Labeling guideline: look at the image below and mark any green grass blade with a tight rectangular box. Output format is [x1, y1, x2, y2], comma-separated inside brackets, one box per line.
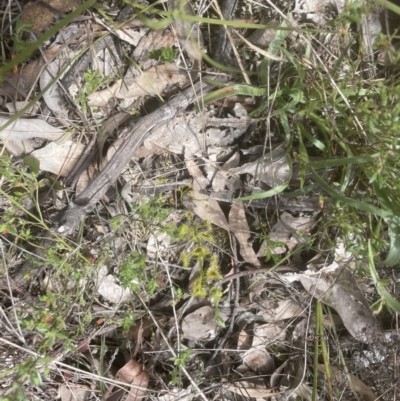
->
[382, 224, 400, 266]
[369, 240, 400, 309]
[379, 287, 400, 313]
[373, 0, 400, 15]
[259, 20, 289, 85]
[235, 182, 289, 201]
[309, 166, 399, 222]
[201, 51, 245, 74]
[298, 124, 326, 152]
[308, 155, 378, 168]
[276, 111, 291, 144]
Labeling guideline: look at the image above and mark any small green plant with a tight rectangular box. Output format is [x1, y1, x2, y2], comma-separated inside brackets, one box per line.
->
[84, 69, 105, 94]
[263, 239, 287, 265]
[75, 69, 108, 113]
[119, 251, 148, 293]
[11, 19, 32, 57]
[111, 195, 225, 308]
[0, 153, 48, 238]
[122, 311, 137, 332]
[148, 46, 178, 63]
[169, 348, 191, 386]
[0, 356, 52, 401]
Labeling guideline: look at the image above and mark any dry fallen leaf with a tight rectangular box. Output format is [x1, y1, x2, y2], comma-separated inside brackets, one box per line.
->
[300, 268, 383, 343]
[229, 203, 261, 267]
[88, 63, 190, 107]
[30, 140, 85, 176]
[2, 140, 33, 157]
[105, 359, 149, 401]
[254, 323, 286, 345]
[183, 191, 229, 232]
[261, 299, 305, 322]
[40, 48, 75, 126]
[318, 365, 379, 401]
[5, 101, 40, 116]
[96, 266, 133, 304]
[230, 145, 290, 187]
[59, 384, 89, 401]
[0, 46, 61, 99]
[158, 388, 194, 401]
[0, 117, 64, 141]
[75, 164, 97, 195]
[182, 305, 217, 341]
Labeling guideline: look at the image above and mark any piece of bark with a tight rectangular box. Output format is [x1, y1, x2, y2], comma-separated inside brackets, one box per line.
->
[54, 80, 216, 235]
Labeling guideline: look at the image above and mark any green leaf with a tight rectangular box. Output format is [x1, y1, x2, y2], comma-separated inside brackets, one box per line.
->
[368, 240, 400, 313]
[309, 166, 400, 224]
[48, 177, 64, 191]
[382, 223, 400, 266]
[29, 369, 42, 386]
[23, 156, 40, 174]
[379, 287, 400, 313]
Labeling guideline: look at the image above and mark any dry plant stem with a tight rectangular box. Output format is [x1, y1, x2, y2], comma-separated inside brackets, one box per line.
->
[133, 292, 209, 401]
[55, 79, 217, 235]
[208, 233, 241, 365]
[0, 240, 26, 344]
[287, 274, 320, 398]
[219, 265, 299, 283]
[0, 234, 47, 262]
[157, 246, 182, 355]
